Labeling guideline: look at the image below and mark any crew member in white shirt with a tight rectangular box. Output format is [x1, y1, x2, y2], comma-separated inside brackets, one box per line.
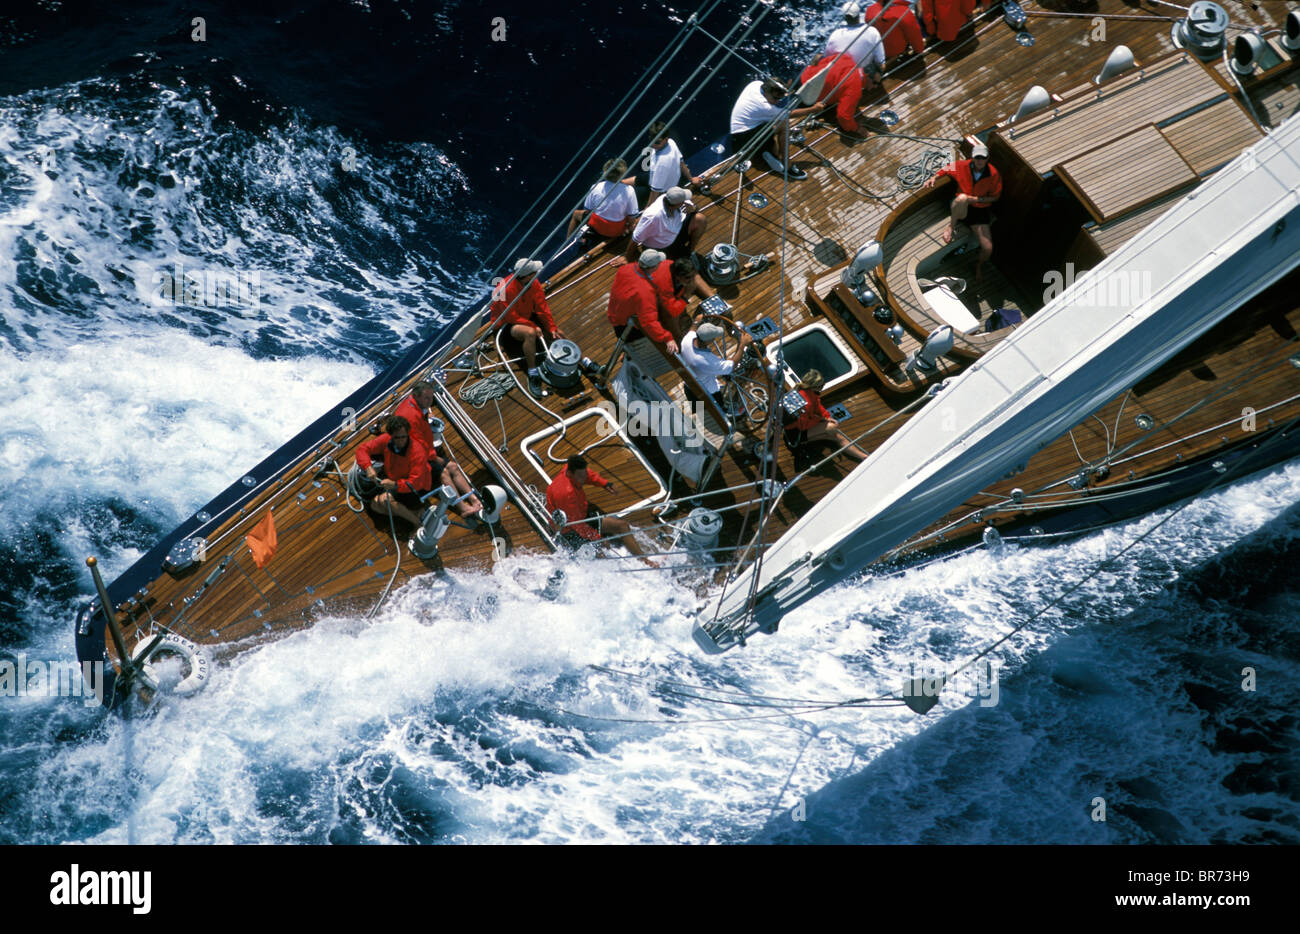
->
[625, 121, 701, 208]
[824, 2, 886, 90]
[619, 186, 707, 264]
[729, 78, 818, 180]
[568, 157, 641, 243]
[679, 321, 752, 408]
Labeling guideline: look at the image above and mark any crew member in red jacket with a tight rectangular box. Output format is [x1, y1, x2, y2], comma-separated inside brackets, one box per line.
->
[606, 249, 679, 355]
[650, 257, 713, 343]
[925, 141, 1001, 278]
[782, 370, 868, 463]
[491, 257, 566, 397]
[545, 455, 649, 557]
[864, 0, 926, 60]
[799, 53, 867, 134]
[354, 415, 433, 525]
[920, 0, 977, 43]
[393, 382, 484, 520]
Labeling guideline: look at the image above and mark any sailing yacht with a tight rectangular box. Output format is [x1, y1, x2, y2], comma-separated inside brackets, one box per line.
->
[76, 1, 1300, 703]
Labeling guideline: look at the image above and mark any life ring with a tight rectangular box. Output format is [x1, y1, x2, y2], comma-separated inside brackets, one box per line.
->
[131, 634, 211, 697]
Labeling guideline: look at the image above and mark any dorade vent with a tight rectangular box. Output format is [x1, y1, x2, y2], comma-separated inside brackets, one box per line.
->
[1230, 32, 1267, 76]
[1284, 10, 1300, 52]
[1094, 46, 1139, 90]
[1010, 85, 1051, 126]
[1172, 1, 1230, 61]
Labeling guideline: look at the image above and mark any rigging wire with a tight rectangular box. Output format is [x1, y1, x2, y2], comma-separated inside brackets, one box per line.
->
[942, 409, 1300, 686]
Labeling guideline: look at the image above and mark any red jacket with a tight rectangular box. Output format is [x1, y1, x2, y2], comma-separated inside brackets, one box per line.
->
[491, 274, 557, 334]
[800, 53, 864, 133]
[650, 260, 688, 320]
[921, 0, 976, 42]
[935, 157, 1001, 202]
[393, 394, 438, 458]
[357, 434, 432, 494]
[607, 263, 674, 345]
[545, 465, 610, 541]
[791, 389, 832, 432]
[865, 1, 926, 59]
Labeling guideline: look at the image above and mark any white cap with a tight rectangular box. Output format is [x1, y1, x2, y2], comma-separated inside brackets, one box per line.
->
[696, 323, 725, 342]
[971, 142, 989, 159]
[843, 2, 862, 18]
[514, 257, 543, 277]
[664, 186, 691, 206]
[637, 249, 666, 269]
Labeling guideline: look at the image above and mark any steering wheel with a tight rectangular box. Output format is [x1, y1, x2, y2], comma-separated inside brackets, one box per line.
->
[694, 314, 771, 428]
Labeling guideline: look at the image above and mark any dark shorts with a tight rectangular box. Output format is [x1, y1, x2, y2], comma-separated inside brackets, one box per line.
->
[783, 427, 809, 448]
[559, 506, 603, 549]
[684, 382, 725, 412]
[367, 482, 428, 512]
[429, 455, 449, 479]
[962, 203, 992, 227]
[664, 220, 695, 260]
[729, 125, 770, 157]
[394, 489, 427, 513]
[612, 322, 646, 345]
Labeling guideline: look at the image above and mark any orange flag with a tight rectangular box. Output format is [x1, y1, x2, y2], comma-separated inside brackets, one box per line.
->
[246, 509, 277, 569]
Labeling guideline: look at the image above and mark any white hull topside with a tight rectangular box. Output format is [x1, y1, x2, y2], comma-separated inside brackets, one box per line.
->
[706, 114, 1300, 644]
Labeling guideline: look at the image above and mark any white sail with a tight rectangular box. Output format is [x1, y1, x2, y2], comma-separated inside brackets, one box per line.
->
[699, 114, 1300, 651]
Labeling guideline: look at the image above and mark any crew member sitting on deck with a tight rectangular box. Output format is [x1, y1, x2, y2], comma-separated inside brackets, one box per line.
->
[607, 249, 679, 356]
[619, 186, 706, 265]
[680, 321, 751, 410]
[546, 454, 649, 558]
[355, 415, 433, 526]
[728, 78, 818, 180]
[822, 3, 885, 91]
[863, 0, 926, 62]
[799, 52, 869, 135]
[782, 370, 869, 463]
[925, 142, 1000, 280]
[624, 122, 701, 209]
[920, 0, 977, 43]
[394, 381, 484, 521]
[567, 157, 640, 245]
[490, 257, 566, 397]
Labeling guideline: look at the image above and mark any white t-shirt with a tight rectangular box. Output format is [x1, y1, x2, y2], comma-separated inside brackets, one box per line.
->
[633, 194, 685, 249]
[646, 138, 685, 192]
[730, 81, 783, 134]
[825, 24, 885, 68]
[583, 180, 640, 222]
[680, 331, 734, 395]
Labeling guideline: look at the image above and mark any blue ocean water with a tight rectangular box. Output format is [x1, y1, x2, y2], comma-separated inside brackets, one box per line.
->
[1, 0, 1297, 844]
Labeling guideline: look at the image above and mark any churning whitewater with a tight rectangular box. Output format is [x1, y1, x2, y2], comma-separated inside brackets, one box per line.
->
[2, 0, 1297, 845]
